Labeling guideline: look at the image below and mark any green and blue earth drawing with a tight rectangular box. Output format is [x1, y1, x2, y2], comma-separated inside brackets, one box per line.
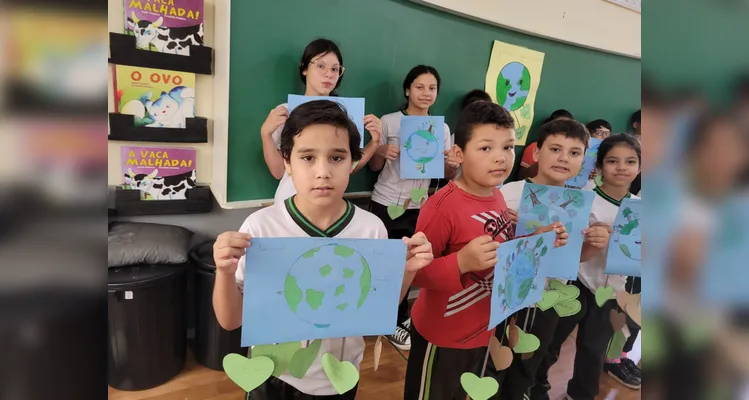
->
[496, 61, 531, 111]
[284, 244, 372, 328]
[404, 129, 439, 173]
[613, 207, 641, 261]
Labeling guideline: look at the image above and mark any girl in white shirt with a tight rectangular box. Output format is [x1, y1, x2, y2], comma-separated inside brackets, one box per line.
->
[260, 38, 383, 204]
[367, 65, 458, 350]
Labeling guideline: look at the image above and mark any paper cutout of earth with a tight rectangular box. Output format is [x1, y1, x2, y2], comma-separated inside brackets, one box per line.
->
[496, 62, 531, 111]
[404, 129, 439, 167]
[504, 248, 537, 308]
[284, 244, 372, 328]
[615, 211, 641, 261]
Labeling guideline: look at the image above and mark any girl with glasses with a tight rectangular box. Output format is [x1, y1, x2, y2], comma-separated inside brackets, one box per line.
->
[260, 38, 383, 204]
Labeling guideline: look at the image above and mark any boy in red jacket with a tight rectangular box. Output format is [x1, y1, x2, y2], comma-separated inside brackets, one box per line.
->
[403, 101, 567, 399]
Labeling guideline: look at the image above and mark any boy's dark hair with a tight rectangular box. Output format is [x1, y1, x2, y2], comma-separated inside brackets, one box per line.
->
[630, 109, 641, 130]
[454, 101, 515, 149]
[299, 38, 344, 90]
[586, 119, 612, 133]
[403, 65, 441, 101]
[461, 89, 492, 110]
[596, 133, 641, 169]
[280, 100, 362, 162]
[543, 109, 574, 123]
[537, 119, 590, 149]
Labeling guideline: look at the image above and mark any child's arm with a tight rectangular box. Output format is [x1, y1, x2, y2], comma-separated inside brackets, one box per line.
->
[261, 106, 288, 180]
[399, 232, 434, 301]
[369, 119, 393, 172]
[353, 114, 383, 173]
[580, 222, 612, 262]
[212, 231, 251, 330]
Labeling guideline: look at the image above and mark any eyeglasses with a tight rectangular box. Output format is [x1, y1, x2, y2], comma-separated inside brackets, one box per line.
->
[309, 59, 345, 77]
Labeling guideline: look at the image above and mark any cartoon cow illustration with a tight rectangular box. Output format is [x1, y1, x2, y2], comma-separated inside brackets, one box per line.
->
[126, 11, 203, 56]
[124, 168, 197, 200]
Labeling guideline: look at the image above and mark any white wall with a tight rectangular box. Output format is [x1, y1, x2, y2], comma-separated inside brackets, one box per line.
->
[107, 0, 216, 186]
[411, 0, 641, 58]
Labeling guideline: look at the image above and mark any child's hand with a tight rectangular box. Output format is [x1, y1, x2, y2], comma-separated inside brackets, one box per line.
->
[213, 232, 252, 275]
[403, 232, 434, 273]
[364, 115, 383, 145]
[444, 144, 460, 170]
[583, 222, 613, 249]
[261, 105, 288, 137]
[457, 235, 500, 274]
[377, 144, 400, 160]
[533, 221, 569, 248]
[507, 209, 518, 225]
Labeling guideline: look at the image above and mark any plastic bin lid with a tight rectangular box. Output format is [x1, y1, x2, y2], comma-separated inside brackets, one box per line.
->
[108, 264, 186, 289]
[190, 240, 216, 272]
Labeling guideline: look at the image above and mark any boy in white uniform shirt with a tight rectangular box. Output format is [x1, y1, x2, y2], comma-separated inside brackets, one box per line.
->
[488, 119, 611, 400]
[213, 100, 434, 399]
[534, 134, 642, 399]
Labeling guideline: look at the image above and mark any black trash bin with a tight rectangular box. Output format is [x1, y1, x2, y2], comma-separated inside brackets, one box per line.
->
[108, 264, 187, 391]
[191, 241, 246, 370]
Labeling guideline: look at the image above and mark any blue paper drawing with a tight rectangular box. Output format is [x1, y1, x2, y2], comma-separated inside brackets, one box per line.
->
[241, 238, 406, 346]
[701, 194, 749, 306]
[605, 198, 642, 276]
[516, 183, 595, 280]
[399, 116, 445, 179]
[489, 231, 556, 329]
[566, 138, 602, 188]
[287, 95, 366, 148]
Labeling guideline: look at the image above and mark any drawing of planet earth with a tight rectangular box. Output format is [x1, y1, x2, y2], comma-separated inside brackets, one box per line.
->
[404, 129, 439, 166]
[496, 62, 531, 111]
[504, 247, 537, 308]
[283, 244, 372, 327]
[615, 212, 641, 261]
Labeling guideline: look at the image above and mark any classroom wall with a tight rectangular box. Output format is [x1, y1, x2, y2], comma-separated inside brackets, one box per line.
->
[106, 0, 216, 186]
[411, 0, 641, 58]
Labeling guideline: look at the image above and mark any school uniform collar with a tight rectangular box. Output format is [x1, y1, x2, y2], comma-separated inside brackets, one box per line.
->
[594, 186, 631, 206]
[284, 196, 355, 237]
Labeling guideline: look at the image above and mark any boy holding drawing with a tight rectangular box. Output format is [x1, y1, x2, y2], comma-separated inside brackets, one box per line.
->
[493, 119, 611, 400]
[534, 134, 642, 399]
[403, 101, 567, 399]
[213, 100, 434, 399]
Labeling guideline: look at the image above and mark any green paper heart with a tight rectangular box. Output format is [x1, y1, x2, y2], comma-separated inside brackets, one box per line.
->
[606, 330, 627, 359]
[289, 339, 322, 379]
[505, 326, 540, 354]
[553, 299, 582, 317]
[515, 125, 527, 141]
[251, 342, 301, 377]
[520, 104, 532, 119]
[223, 353, 274, 392]
[594, 174, 604, 187]
[595, 286, 615, 307]
[460, 373, 499, 400]
[410, 188, 428, 203]
[387, 205, 405, 220]
[536, 290, 561, 311]
[548, 280, 580, 302]
[321, 353, 360, 394]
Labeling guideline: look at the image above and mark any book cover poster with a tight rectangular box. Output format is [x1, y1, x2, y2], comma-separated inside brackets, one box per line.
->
[124, 0, 204, 55]
[114, 65, 196, 128]
[121, 146, 197, 200]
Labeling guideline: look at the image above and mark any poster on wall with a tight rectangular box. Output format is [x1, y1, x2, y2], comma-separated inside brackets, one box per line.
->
[484, 41, 545, 146]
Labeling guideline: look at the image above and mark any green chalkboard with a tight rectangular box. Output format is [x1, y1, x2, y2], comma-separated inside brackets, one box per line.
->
[227, 0, 641, 203]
